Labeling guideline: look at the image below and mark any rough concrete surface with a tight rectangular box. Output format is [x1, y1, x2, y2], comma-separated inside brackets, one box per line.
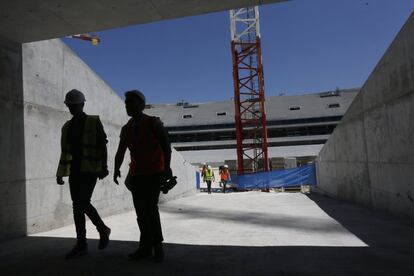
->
[316, 12, 414, 218]
[0, 38, 197, 241]
[0, 39, 26, 240]
[1, 192, 414, 275]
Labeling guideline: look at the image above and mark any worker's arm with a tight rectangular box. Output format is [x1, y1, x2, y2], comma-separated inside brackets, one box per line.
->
[56, 124, 66, 185]
[154, 118, 172, 178]
[97, 118, 109, 179]
[114, 127, 128, 185]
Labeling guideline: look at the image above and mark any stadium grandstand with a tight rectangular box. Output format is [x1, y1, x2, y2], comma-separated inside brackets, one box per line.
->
[146, 88, 358, 170]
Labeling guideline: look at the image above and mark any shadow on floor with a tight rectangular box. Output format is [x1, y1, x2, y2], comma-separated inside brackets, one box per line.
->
[306, 193, 414, 248]
[1, 235, 414, 276]
[2, 193, 414, 275]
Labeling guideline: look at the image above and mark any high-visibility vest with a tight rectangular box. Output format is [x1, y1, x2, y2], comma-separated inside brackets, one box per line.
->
[126, 115, 165, 176]
[56, 115, 103, 177]
[220, 168, 229, 181]
[205, 169, 214, 181]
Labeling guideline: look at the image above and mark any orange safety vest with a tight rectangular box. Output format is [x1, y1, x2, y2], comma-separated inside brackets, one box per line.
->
[220, 168, 230, 181]
[126, 115, 165, 176]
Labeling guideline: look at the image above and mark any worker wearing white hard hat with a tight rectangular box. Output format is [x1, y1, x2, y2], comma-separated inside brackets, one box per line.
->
[57, 89, 111, 259]
[114, 89, 172, 262]
[204, 165, 215, 194]
[220, 164, 231, 193]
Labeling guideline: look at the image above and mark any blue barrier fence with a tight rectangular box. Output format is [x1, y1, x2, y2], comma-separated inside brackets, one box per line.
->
[230, 163, 316, 190]
[196, 171, 200, 190]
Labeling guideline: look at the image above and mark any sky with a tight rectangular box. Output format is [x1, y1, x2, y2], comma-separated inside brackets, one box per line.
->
[62, 0, 414, 104]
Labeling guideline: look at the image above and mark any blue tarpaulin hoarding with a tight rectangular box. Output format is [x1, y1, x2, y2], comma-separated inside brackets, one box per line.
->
[196, 171, 200, 190]
[230, 163, 317, 190]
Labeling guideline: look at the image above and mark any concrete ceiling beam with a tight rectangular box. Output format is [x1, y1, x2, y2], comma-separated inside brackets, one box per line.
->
[0, 0, 288, 43]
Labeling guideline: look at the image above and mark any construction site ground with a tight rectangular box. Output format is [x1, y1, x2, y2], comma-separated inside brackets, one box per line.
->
[1, 192, 414, 275]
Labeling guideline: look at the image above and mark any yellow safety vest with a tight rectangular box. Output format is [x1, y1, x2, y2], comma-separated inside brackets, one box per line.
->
[204, 169, 214, 181]
[56, 115, 103, 177]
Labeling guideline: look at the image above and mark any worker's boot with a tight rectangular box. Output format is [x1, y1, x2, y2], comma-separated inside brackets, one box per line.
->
[128, 243, 152, 260]
[98, 226, 111, 250]
[153, 243, 164, 263]
[65, 242, 88, 259]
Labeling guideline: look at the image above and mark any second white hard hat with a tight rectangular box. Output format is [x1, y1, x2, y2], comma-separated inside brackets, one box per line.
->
[64, 89, 85, 104]
[125, 89, 146, 104]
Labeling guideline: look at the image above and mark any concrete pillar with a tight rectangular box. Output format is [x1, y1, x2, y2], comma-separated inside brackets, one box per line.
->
[0, 39, 26, 240]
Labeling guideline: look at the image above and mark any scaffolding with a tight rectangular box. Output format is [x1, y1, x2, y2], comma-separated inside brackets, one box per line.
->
[230, 7, 269, 175]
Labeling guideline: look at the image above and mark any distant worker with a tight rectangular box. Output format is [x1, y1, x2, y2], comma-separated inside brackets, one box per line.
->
[219, 164, 231, 193]
[114, 89, 173, 263]
[218, 165, 224, 187]
[204, 165, 215, 194]
[56, 89, 111, 259]
[201, 163, 207, 182]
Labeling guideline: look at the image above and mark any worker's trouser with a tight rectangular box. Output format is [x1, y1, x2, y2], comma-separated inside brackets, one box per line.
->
[130, 174, 164, 249]
[69, 172, 107, 244]
[221, 180, 227, 193]
[206, 180, 212, 194]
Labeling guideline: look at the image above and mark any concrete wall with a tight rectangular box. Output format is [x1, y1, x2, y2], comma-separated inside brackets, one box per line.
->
[0, 40, 26, 240]
[22, 39, 197, 234]
[315, 12, 414, 218]
[22, 39, 132, 234]
[0, 38, 196, 240]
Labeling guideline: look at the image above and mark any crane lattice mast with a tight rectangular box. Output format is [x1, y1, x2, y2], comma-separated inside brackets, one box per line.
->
[230, 7, 269, 174]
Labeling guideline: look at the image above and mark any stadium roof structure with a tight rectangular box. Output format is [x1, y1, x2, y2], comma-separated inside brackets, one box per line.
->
[145, 88, 358, 127]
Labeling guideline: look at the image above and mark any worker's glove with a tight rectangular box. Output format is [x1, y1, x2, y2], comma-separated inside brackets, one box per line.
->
[98, 167, 109, 180]
[160, 175, 177, 194]
[56, 176, 64, 185]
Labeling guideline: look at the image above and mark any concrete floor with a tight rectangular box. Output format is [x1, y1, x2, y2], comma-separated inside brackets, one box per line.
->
[1, 192, 414, 275]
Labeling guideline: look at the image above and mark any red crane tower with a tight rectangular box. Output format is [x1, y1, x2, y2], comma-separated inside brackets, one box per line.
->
[230, 7, 269, 175]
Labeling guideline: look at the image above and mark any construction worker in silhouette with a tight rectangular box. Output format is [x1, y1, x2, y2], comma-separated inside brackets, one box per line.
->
[114, 90, 172, 263]
[204, 165, 215, 194]
[201, 163, 207, 181]
[56, 89, 111, 259]
[218, 165, 224, 187]
[219, 164, 231, 193]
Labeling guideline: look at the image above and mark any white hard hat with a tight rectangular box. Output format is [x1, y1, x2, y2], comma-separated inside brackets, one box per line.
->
[224, 164, 228, 168]
[207, 165, 212, 169]
[125, 89, 146, 104]
[64, 89, 85, 104]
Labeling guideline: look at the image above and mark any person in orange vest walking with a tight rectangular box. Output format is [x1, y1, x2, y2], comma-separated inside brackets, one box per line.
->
[114, 89, 172, 263]
[56, 89, 111, 259]
[219, 164, 231, 193]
